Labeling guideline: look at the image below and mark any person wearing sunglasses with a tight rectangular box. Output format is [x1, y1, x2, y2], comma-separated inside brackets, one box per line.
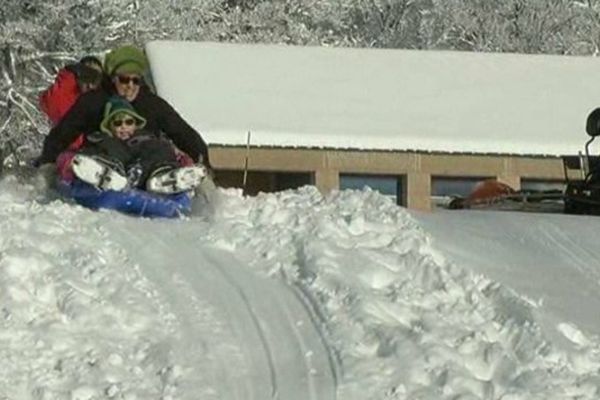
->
[37, 45, 211, 182]
[112, 74, 143, 103]
[70, 96, 206, 194]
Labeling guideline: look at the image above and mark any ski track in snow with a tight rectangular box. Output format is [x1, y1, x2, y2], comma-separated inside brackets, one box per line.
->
[1, 171, 600, 399]
[105, 216, 337, 400]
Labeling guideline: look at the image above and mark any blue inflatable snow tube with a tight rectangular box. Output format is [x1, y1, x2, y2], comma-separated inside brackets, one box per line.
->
[58, 179, 192, 218]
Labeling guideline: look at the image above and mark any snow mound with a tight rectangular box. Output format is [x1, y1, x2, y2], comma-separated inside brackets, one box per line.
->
[0, 174, 184, 399]
[1, 171, 599, 400]
[206, 186, 600, 400]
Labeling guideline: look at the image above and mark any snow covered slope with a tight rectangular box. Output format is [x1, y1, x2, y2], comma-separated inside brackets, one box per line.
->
[417, 209, 600, 337]
[1, 172, 600, 399]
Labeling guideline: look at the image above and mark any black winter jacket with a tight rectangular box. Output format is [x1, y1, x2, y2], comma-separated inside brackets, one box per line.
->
[39, 86, 210, 165]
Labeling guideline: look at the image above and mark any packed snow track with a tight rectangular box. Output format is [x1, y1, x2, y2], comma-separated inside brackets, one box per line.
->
[106, 216, 338, 400]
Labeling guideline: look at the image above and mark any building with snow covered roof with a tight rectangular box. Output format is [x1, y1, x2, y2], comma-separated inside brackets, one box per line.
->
[145, 40, 600, 210]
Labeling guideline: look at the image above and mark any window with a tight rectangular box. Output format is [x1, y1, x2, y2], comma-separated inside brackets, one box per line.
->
[339, 174, 404, 205]
[431, 176, 490, 208]
[274, 172, 313, 191]
[521, 179, 565, 193]
[215, 170, 313, 195]
[431, 177, 489, 198]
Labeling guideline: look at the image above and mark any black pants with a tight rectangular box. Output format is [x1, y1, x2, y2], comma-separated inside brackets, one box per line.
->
[79, 132, 179, 188]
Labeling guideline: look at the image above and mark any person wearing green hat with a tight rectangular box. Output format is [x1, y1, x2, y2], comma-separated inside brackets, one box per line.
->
[103, 45, 149, 103]
[37, 45, 211, 177]
[70, 96, 207, 193]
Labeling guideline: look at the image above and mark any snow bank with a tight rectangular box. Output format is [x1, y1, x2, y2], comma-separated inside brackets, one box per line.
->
[0, 175, 185, 400]
[1, 172, 600, 399]
[206, 186, 600, 399]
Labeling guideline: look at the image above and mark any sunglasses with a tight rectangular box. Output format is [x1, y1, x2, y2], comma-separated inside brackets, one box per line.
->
[116, 75, 142, 85]
[112, 118, 136, 128]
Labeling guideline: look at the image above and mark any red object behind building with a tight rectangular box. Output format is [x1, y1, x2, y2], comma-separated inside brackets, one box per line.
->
[467, 180, 516, 203]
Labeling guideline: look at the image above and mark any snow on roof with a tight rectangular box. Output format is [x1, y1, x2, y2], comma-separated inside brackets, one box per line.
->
[145, 40, 600, 156]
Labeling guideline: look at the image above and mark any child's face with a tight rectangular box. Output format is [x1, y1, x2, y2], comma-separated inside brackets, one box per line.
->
[110, 115, 137, 140]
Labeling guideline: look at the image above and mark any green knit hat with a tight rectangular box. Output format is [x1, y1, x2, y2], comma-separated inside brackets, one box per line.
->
[104, 45, 148, 77]
[100, 96, 146, 136]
